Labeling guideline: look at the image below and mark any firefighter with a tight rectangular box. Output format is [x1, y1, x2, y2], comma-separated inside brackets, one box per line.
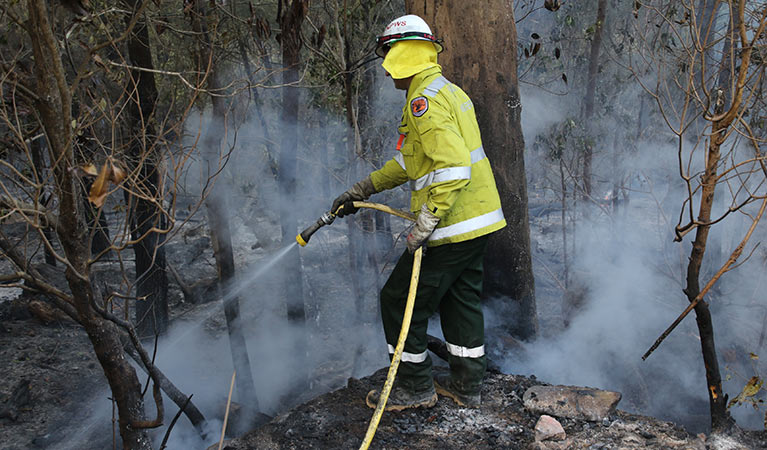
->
[331, 14, 506, 410]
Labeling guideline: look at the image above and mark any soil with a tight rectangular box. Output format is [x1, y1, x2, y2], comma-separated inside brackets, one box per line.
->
[0, 301, 109, 450]
[218, 367, 767, 449]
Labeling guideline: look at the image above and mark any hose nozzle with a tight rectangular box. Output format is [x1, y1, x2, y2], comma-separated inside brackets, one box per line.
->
[296, 211, 335, 246]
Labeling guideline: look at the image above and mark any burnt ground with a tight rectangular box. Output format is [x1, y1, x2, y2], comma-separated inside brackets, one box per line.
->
[218, 367, 767, 449]
[0, 301, 110, 450]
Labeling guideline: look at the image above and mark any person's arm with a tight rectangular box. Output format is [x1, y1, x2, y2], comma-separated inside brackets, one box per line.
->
[369, 156, 408, 192]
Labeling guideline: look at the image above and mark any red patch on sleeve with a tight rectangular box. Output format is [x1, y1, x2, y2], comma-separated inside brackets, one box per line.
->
[411, 97, 429, 117]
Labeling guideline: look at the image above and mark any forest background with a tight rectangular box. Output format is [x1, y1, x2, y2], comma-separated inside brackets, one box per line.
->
[0, 0, 765, 449]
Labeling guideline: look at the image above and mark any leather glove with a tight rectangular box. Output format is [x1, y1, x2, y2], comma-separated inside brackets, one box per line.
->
[332, 176, 377, 217]
[406, 204, 440, 254]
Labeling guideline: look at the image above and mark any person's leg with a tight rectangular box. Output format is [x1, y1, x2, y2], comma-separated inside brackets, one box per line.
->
[435, 236, 488, 406]
[379, 249, 446, 393]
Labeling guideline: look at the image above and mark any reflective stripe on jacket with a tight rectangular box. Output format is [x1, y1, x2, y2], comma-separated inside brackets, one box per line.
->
[370, 66, 506, 246]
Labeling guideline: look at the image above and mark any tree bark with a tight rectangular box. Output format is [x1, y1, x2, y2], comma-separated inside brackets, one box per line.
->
[190, 0, 260, 423]
[679, 1, 748, 432]
[581, 0, 607, 199]
[124, 0, 169, 338]
[278, 0, 309, 388]
[26, 0, 150, 447]
[683, 119, 731, 432]
[406, 1, 538, 340]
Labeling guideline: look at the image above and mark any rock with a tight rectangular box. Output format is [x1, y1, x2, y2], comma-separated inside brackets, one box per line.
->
[523, 385, 621, 422]
[535, 415, 566, 441]
[0, 407, 18, 421]
[10, 379, 31, 408]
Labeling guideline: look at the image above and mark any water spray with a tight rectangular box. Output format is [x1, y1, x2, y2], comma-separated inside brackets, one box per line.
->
[296, 201, 419, 450]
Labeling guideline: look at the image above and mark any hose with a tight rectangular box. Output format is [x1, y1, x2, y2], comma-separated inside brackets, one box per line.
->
[359, 246, 421, 450]
[350, 201, 416, 222]
[297, 201, 422, 449]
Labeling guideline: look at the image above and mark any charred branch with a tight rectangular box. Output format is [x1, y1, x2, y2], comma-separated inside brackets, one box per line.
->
[90, 280, 209, 437]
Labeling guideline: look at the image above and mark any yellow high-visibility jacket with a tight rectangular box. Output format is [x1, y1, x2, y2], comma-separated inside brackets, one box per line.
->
[370, 66, 506, 246]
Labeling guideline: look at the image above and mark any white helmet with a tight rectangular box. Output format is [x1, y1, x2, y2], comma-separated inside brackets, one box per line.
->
[375, 14, 444, 58]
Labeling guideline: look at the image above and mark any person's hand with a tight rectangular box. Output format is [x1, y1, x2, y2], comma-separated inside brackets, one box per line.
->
[406, 204, 440, 253]
[334, 200, 359, 217]
[331, 176, 377, 217]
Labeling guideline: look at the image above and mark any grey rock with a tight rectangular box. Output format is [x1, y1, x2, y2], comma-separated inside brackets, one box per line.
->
[523, 385, 621, 422]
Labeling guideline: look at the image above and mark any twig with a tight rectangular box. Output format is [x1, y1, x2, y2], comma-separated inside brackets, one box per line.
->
[131, 382, 164, 429]
[643, 196, 767, 360]
[218, 371, 236, 450]
[159, 395, 193, 450]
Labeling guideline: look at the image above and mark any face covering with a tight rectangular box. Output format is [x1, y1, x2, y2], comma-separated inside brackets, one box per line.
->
[382, 40, 439, 80]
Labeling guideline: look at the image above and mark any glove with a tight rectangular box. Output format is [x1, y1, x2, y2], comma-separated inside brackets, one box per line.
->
[406, 204, 440, 254]
[331, 176, 377, 217]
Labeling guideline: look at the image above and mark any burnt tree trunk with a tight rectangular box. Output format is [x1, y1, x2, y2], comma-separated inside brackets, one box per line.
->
[407, 1, 538, 340]
[125, 0, 169, 338]
[27, 1, 150, 447]
[683, 119, 731, 432]
[190, 1, 260, 421]
[278, 0, 309, 388]
[581, 0, 607, 199]
[679, 2, 751, 433]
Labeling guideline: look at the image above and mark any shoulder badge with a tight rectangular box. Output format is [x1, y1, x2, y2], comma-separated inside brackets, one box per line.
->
[410, 96, 429, 117]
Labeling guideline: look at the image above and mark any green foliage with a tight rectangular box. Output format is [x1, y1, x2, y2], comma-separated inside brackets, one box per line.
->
[534, 117, 590, 161]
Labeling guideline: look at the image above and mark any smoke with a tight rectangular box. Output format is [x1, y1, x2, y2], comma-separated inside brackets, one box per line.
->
[136, 61, 403, 447]
[505, 82, 767, 433]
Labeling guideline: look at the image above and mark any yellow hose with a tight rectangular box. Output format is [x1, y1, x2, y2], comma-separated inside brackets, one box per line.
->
[350, 201, 416, 222]
[349, 202, 420, 450]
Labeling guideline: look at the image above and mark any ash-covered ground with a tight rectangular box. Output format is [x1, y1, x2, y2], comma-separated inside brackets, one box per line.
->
[218, 367, 766, 449]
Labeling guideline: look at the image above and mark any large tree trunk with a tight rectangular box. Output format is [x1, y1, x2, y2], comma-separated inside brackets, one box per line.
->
[124, 0, 169, 338]
[581, 0, 607, 199]
[406, 1, 537, 340]
[279, 0, 309, 389]
[190, 1, 260, 423]
[27, 0, 150, 447]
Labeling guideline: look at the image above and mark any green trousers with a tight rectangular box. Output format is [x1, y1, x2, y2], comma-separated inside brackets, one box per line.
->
[380, 235, 488, 394]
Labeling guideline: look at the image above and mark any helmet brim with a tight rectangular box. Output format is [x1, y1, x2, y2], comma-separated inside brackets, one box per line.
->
[374, 37, 444, 58]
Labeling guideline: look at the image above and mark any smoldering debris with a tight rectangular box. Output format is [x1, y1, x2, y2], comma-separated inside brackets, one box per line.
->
[215, 367, 764, 449]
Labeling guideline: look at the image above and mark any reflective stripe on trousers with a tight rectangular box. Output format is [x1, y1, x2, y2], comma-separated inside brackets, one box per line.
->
[445, 342, 485, 358]
[388, 344, 428, 363]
